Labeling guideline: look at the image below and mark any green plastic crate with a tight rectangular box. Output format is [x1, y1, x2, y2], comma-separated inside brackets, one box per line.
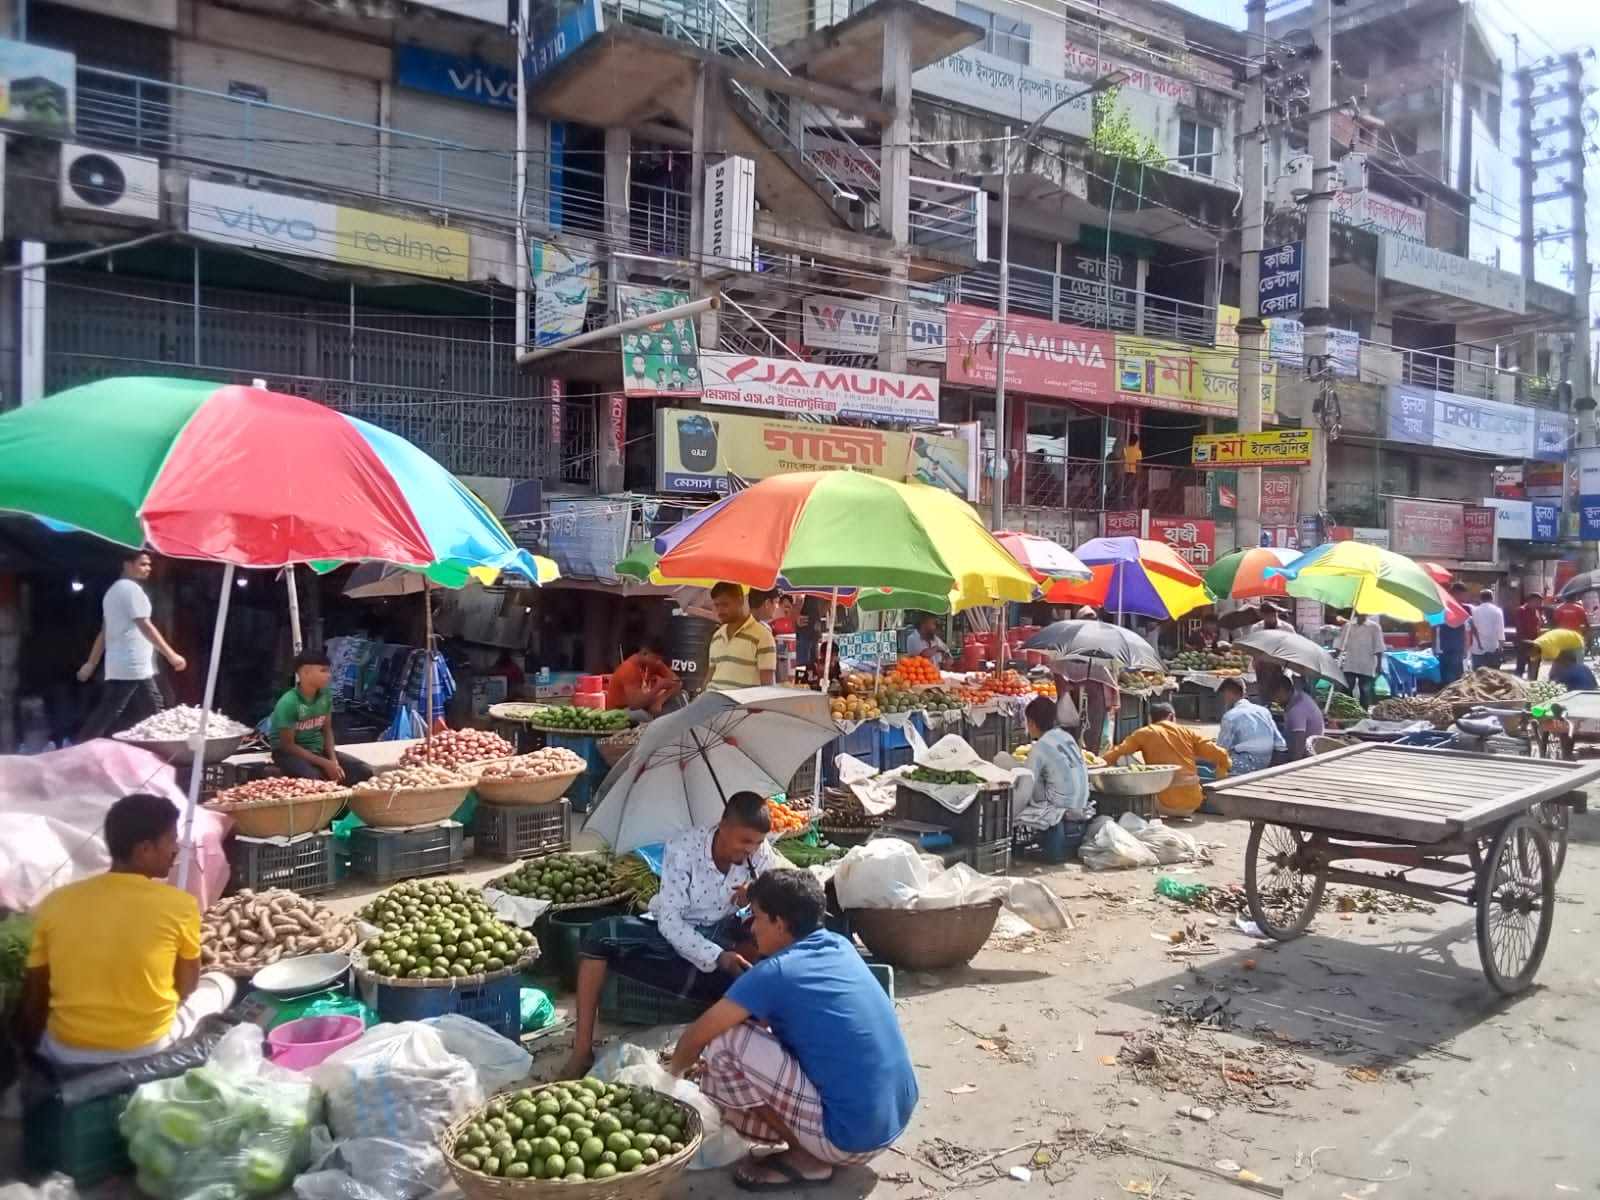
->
[23, 1088, 132, 1186]
[599, 973, 710, 1026]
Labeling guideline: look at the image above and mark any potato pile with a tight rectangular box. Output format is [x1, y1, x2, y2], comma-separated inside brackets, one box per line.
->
[476, 747, 585, 781]
[353, 764, 467, 792]
[209, 777, 347, 809]
[399, 728, 516, 770]
[201, 889, 354, 971]
[358, 879, 535, 979]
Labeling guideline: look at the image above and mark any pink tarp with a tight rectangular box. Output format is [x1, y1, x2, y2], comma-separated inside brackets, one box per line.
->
[0, 741, 232, 911]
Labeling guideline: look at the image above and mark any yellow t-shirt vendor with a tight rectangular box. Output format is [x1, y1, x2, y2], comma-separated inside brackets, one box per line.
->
[1102, 701, 1232, 817]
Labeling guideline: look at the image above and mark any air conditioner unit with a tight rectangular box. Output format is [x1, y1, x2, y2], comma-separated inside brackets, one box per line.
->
[59, 144, 161, 222]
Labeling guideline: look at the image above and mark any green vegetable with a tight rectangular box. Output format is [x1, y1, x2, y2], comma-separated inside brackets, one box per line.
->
[905, 766, 983, 786]
[0, 915, 35, 1012]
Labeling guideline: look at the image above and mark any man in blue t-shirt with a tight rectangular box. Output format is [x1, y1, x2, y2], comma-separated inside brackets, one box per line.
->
[668, 870, 918, 1189]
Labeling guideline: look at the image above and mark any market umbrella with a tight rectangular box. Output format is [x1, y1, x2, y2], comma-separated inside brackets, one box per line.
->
[1045, 536, 1212, 621]
[1204, 547, 1300, 600]
[992, 530, 1093, 589]
[1023, 619, 1164, 672]
[1419, 561, 1453, 585]
[0, 377, 551, 883]
[343, 557, 558, 599]
[1559, 570, 1600, 600]
[1273, 541, 1444, 622]
[1232, 627, 1346, 688]
[583, 686, 837, 854]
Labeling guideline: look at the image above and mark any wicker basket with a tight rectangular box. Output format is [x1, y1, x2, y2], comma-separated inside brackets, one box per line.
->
[847, 899, 1002, 969]
[598, 732, 642, 767]
[439, 1086, 703, 1200]
[475, 765, 584, 807]
[353, 946, 540, 990]
[209, 792, 348, 838]
[349, 781, 472, 827]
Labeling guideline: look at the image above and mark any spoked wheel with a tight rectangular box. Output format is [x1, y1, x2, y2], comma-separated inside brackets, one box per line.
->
[1245, 822, 1326, 940]
[1476, 814, 1556, 995]
[1525, 799, 1570, 880]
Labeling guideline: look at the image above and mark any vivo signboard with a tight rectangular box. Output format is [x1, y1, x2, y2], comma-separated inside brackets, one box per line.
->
[395, 45, 516, 108]
[1380, 236, 1526, 314]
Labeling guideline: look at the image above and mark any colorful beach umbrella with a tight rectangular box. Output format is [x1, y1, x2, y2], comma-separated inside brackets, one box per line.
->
[993, 531, 1093, 594]
[0, 377, 545, 584]
[1047, 536, 1212, 621]
[1419, 561, 1453, 585]
[650, 472, 1037, 605]
[1204, 547, 1300, 600]
[1273, 541, 1444, 622]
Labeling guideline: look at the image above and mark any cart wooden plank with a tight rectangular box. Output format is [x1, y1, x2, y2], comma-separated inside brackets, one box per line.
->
[1206, 743, 1600, 842]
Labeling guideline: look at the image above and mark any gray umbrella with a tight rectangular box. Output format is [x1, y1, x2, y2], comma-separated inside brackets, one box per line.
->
[1232, 627, 1346, 688]
[1024, 619, 1164, 672]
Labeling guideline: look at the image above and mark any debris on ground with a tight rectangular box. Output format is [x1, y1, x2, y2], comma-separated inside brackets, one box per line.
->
[1158, 991, 1235, 1028]
[1108, 1025, 1317, 1112]
[950, 1019, 1034, 1064]
[1154, 879, 1433, 918]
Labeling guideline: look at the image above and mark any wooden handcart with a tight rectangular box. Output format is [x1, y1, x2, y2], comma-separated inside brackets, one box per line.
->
[1206, 743, 1600, 994]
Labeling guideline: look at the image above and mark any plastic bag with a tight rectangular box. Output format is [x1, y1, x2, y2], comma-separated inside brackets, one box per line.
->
[0, 1174, 77, 1200]
[594, 1039, 750, 1171]
[422, 1015, 530, 1093]
[829, 840, 1072, 930]
[1079, 815, 1160, 871]
[1119, 814, 1198, 865]
[118, 1023, 319, 1200]
[520, 988, 555, 1033]
[294, 1137, 450, 1200]
[24, 1016, 233, 1109]
[313, 1021, 481, 1144]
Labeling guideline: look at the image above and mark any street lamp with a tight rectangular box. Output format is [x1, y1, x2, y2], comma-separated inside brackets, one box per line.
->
[991, 71, 1128, 528]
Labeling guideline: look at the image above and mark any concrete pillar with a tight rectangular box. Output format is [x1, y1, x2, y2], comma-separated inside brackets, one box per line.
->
[604, 127, 632, 260]
[690, 65, 725, 350]
[19, 240, 44, 405]
[876, 3, 912, 372]
[1134, 257, 1148, 335]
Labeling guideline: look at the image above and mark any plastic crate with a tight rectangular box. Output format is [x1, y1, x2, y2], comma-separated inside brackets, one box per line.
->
[1003, 713, 1031, 753]
[366, 970, 521, 1039]
[824, 723, 881, 786]
[348, 822, 464, 883]
[962, 710, 1006, 760]
[1092, 792, 1160, 821]
[879, 713, 928, 771]
[23, 1087, 131, 1186]
[545, 733, 611, 813]
[226, 831, 336, 896]
[535, 905, 628, 991]
[895, 783, 1013, 845]
[863, 959, 895, 999]
[786, 755, 819, 803]
[472, 800, 570, 862]
[599, 973, 712, 1026]
[971, 839, 1012, 876]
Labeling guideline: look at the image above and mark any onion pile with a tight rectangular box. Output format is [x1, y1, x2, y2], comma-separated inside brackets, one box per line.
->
[477, 747, 586, 781]
[354, 764, 469, 792]
[117, 705, 251, 740]
[400, 728, 517, 770]
[200, 889, 354, 971]
[208, 777, 347, 810]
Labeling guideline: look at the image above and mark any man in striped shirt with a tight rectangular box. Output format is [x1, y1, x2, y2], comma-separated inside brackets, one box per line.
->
[707, 582, 777, 692]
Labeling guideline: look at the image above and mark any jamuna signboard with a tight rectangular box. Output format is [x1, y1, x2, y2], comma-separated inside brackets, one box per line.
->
[945, 303, 1114, 404]
[1149, 517, 1216, 568]
[699, 353, 940, 423]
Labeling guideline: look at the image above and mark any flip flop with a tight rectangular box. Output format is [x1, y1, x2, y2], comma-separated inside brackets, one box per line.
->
[733, 1155, 835, 1192]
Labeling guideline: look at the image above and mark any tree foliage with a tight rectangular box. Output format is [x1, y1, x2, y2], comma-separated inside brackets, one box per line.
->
[1090, 88, 1164, 165]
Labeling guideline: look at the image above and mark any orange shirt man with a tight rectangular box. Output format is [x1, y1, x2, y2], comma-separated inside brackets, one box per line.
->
[607, 639, 682, 715]
[1102, 702, 1231, 817]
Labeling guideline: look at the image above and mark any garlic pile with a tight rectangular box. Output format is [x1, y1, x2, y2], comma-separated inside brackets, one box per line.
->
[117, 705, 251, 740]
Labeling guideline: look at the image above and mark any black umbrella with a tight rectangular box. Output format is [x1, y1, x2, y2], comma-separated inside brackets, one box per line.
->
[1024, 619, 1164, 672]
[1232, 627, 1346, 688]
[1560, 571, 1600, 600]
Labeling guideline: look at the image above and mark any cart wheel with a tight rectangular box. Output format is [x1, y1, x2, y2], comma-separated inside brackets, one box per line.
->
[1245, 822, 1325, 940]
[1476, 814, 1555, 996]
[1525, 799, 1570, 880]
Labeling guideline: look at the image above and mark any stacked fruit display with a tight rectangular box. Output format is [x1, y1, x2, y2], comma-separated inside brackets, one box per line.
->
[530, 706, 632, 733]
[1031, 678, 1057, 699]
[357, 880, 535, 979]
[399, 728, 516, 770]
[828, 692, 881, 722]
[1169, 650, 1249, 673]
[888, 655, 941, 686]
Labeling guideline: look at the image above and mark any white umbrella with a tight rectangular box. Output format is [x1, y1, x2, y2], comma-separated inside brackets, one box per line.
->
[582, 686, 837, 854]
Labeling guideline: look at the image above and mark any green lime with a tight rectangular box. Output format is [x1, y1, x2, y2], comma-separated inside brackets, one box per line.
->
[481, 1156, 501, 1176]
[618, 1149, 644, 1172]
[601, 1151, 618, 1166]
[456, 1153, 482, 1171]
[661, 1123, 682, 1142]
[653, 1135, 672, 1153]
[535, 1114, 558, 1134]
[504, 1114, 524, 1137]
[552, 1125, 572, 1143]
[535, 1137, 561, 1159]
[504, 1162, 530, 1180]
[592, 1163, 618, 1179]
[561, 1141, 580, 1159]
[565, 1168, 587, 1181]
[642, 1148, 660, 1165]
[632, 1132, 654, 1153]
[636, 1118, 657, 1134]
[546, 1154, 567, 1178]
[596, 1115, 621, 1136]
[579, 1077, 606, 1095]
[513, 1139, 534, 1162]
[580, 1137, 605, 1164]
[537, 1099, 561, 1118]
[606, 1131, 633, 1154]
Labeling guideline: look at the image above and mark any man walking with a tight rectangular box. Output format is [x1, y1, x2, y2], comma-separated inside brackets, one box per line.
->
[1513, 592, 1542, 676]
[1470, 589, 1508, 672]
[77, 550, 186, 739]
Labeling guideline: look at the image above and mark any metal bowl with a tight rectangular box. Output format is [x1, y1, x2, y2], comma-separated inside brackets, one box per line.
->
[251, 951, 354, 997]
[1088, 765, 1179, 796]
[111, 730, 249, 766]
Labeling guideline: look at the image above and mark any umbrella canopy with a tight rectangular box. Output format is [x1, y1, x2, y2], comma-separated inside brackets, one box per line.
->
[1045, 536, 1211, 620]
[1560, 570, 1600, 600]
[1419, 561, 1453, 585]
[992, 530, 1093, 589]
[583, 687, 837, 854]
[1232, 627, 1346, 687]
[0, 377, 544, 585]
[343, 556, 559, 598]
[1274, 541, 1444, 622]
[650, 472, 1036, 605]
[1431, 580, 1469, 628]
[1205, 547, 1299, 600]
[1023, 619, 1164, 672]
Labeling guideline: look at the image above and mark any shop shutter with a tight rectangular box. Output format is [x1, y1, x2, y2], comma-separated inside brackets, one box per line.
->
[386, 89, 521, 221]
[176, 43, 381, 197]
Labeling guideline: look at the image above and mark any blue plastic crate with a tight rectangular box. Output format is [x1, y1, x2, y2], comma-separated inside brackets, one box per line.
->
[878, 713, 927, 771]
[825, 723, 881, 785]
[545, 733, 611, 813]
[366, 970, 522, 1039]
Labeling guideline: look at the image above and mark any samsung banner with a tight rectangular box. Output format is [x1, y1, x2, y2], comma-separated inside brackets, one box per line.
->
[703, 157, 756, 273]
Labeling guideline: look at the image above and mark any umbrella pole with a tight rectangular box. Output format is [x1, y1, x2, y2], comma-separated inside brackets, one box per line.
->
[423, 577, 434, 739]
[177, 562, 236, 892]
[812, 588, 840, 810]
[285, 565, 303, 655]
[690, 727, 727, 804]
[1117, 567, 1126, 629]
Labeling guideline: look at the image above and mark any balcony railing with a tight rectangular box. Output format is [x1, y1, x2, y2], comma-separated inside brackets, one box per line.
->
[1397, 345, 1561, 409]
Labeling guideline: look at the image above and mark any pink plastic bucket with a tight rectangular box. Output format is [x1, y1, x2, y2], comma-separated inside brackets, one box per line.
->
[267, 1015, 364, 1071]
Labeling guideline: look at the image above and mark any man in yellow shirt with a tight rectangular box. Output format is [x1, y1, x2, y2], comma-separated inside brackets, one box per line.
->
[1120, 434, 1143, 507]
[20, 793, 235, 1064]
[1528, 626, 1587, 682]
[706, 582, 777, 692]
[1102, 702, 1231, 817]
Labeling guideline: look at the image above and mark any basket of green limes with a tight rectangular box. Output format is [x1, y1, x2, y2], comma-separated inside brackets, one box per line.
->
[440, 1078, 703, 1200]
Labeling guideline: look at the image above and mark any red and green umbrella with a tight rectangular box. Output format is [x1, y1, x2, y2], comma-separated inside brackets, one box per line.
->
[1204, 546, 1300, 600]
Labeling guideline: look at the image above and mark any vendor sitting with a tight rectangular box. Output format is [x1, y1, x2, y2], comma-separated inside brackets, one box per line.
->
[607, 636, 683, 717]
[1014, 695, 1092, 863]
[905, 615, 949, 668]
[669, 870, 918, 1189]
[564, 792, 778, 1077]
[1216, 678, 1283, 775]
[19, 793, 237, 1064]
[1549, 647, 1597, 692]
[270, 649, 373, 785]
[1273, 675, 1324, 761]
[1102, 701, 1231, 818]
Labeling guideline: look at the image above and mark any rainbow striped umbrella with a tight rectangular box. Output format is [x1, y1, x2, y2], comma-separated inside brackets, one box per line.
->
[1204, 546, 1300, 600]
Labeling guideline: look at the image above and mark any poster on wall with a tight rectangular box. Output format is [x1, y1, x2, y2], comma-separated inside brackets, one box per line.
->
[1148, 517, 1217, 569]
[0, 40, 74, 134]
[530, 241, 598, 347]
[1259, 471, 1299, 524]
[1387, 498, 1464, 559]
[617, 286, 701, 397]
[1464, 504, 1496, 559]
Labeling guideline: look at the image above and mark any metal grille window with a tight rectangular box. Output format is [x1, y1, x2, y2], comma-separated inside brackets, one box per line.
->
[954, 3, 1031, 65]
[1179, 120, 1216, 177]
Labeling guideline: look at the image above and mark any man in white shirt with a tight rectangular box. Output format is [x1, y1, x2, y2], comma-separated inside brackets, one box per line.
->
[904, 615, 949, 667]
[77, 551, 187, 740]
[1339, 613, 1386, 708]
[563, 791, 777, 1076]
[1467, 589, 1507, 670]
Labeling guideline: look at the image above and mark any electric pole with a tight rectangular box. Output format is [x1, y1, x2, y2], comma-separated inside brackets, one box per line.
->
[1235, 0, 1268, 552]
[1301, 0, 1334, 529]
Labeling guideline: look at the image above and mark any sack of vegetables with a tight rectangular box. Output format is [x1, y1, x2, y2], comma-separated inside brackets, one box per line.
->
[119, 1024, 318, 1200]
